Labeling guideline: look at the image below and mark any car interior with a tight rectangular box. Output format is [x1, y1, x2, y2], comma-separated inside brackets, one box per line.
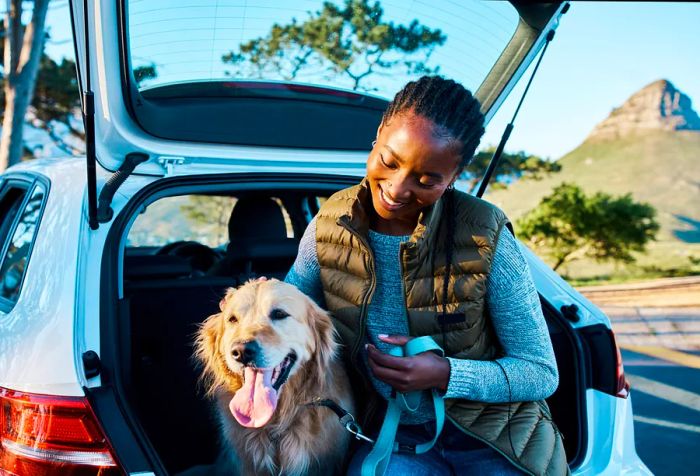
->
[119, 188, 585, 474]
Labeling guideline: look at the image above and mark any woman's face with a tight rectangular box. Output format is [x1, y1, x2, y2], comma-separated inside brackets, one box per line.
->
[366, 111, 462, 234]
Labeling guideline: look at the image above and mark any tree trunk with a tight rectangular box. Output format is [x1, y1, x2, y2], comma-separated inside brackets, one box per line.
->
[0, 82, 32, 166]
[0, 0, 50, 172]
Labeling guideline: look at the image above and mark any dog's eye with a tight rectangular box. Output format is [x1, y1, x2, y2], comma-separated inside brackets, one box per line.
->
[270, 309, 289, 321]
[228, 314, 238, 323]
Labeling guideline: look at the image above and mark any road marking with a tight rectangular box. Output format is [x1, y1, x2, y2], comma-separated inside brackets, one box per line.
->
[634, 415, 700, 434]
[620, 344, 700, 369]
[627, 374, 700, 412]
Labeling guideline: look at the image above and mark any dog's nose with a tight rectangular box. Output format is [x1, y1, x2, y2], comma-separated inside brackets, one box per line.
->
[231, 341, 259, 365]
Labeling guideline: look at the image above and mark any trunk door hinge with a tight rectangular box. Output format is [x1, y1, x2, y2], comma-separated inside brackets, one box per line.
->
[157, 156, 186, 176]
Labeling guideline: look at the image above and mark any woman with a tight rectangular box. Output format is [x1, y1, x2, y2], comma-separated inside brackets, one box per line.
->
[285, 76, 569, 476]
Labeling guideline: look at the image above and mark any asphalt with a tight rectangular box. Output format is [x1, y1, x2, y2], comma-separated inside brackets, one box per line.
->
[604, 306, 700, 351]
[622, 347, 700, 476]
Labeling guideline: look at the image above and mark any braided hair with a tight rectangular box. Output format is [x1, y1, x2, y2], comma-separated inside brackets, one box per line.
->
[381, 75, 485, 171]
[382, 76, 486, 345]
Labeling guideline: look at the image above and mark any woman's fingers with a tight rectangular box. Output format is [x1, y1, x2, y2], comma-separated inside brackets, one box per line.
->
[377, 334, 411, 345]
[367, 358, 403, 381]
[367, 344, 451, 393]
[366, 344, 413, 370]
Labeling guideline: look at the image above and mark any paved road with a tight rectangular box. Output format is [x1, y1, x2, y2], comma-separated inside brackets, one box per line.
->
[621, 346, 700, 475]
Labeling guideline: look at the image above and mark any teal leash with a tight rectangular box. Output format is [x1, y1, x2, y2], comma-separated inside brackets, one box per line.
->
[360, 336, 446, 476]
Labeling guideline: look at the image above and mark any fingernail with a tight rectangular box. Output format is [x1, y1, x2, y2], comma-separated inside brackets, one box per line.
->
[365, 343, 369, 350]
[378, 334, 388, 339]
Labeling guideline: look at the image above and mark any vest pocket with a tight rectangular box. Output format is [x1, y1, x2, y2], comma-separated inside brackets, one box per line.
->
[437, 312, 467, 326]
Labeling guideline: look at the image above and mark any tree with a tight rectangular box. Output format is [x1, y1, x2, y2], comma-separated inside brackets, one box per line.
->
[180, 196, 237, 246]
[29, 53, 83, 154]
[463, 147, 561, 193]
[517, 183, 660, 272]
[222, 0, 445, 91]
[134, 63, 157, 87]
[0, 0, 50, 171]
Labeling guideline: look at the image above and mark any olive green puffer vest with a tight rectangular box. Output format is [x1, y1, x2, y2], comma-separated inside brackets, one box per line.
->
[316, 180, 570, 476]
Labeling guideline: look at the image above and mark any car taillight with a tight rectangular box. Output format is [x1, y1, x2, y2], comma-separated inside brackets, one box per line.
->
[0, 386, 124, 475]
[577, 323, 631, 399]
[613, 336, 631, 399]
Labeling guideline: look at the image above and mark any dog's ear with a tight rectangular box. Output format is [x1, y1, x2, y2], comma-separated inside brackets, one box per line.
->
[194, 311, 242, 397]
[219, 287, 236, 312]
[306, 298, 338, 371]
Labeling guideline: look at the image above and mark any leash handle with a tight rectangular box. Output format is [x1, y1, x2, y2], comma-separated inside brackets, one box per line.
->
[361, 336, 445, 476]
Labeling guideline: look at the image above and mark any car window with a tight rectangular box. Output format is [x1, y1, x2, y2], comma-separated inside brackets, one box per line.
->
[126, 0, 519, 99]
[0, 186, 28, 248]
[128, 194, 296, 248]
[128, 195, 237, 248]
[0, 184, 46, 304]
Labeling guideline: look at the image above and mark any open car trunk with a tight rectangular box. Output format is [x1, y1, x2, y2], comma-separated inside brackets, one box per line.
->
[101, 177, 590, 474]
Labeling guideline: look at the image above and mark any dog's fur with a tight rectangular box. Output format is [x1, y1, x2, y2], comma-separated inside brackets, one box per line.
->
[194, 279, 354, 476]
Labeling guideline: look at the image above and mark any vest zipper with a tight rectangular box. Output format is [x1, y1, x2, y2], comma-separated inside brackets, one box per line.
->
[339, 219, 379, 422]
[398, 242, 413, 335]
[445, 414, 537, 476]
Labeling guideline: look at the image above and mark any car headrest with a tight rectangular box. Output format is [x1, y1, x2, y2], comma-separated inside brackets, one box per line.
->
[228, 197, 287, 242]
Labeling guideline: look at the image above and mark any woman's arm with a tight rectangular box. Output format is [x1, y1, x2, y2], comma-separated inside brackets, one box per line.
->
[444, 229, 559, 402]
[284, 216, 326, 307]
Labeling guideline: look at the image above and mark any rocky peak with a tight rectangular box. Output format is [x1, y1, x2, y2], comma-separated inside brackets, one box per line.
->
[587, 79, 700, 141]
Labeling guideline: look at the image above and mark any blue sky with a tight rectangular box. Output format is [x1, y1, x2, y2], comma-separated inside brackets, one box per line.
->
[481, 2, 700, 159]
[44, 1, 699, 160]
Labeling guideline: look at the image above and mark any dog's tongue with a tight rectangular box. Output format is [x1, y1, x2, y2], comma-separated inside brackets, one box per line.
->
[230, 366, 278, 428]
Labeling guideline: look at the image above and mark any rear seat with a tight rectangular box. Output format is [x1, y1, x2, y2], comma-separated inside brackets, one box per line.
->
[207, 196, 299, 279]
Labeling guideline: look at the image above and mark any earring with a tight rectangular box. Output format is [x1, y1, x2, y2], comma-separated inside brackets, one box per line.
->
[371, 140, 377, 147]
[447, 183, 455, 191]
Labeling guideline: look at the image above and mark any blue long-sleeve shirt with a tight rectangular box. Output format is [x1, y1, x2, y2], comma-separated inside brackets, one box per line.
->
[285, 217, 558, 424]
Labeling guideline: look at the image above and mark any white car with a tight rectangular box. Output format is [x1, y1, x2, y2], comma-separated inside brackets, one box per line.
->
[0, 1, 651, 475]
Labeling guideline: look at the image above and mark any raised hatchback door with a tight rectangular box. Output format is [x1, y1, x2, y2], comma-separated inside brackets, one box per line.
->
[69, 0, 566, 176]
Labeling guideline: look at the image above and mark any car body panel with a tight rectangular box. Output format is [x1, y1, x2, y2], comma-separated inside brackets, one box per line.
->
[520, 244, 611, 329]
[574, 390, 652, 475]
[0, 160, 84, 396]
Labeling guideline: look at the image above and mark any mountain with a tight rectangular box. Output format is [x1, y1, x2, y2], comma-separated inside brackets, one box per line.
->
[586, 79, 700, 141]
[486, 79, 700, 277]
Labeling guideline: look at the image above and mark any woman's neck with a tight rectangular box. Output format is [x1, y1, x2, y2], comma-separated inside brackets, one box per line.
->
[369, 213, 417, 236]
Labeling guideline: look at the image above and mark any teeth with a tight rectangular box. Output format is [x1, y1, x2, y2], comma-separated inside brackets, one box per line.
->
[271, 357, 289, 385]
[381, 188, 403, 206]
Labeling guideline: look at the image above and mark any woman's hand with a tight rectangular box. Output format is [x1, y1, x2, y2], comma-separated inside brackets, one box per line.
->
[367, 334, 451, 393]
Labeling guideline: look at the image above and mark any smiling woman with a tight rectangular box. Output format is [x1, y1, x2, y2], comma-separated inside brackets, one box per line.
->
[285, 76, 569, 475]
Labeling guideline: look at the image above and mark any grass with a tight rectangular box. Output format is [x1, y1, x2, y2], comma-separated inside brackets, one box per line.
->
[530, 240, 700, 286]
[484, 130, 700, 285]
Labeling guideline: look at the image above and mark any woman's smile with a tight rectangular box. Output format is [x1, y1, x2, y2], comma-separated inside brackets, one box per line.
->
[378, 184, 408, 211]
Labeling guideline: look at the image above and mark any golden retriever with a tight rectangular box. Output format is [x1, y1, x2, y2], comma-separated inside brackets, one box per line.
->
[194, 278, 354, 476]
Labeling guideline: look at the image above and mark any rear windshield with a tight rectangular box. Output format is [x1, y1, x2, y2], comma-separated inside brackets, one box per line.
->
[125, 0, 519, 99]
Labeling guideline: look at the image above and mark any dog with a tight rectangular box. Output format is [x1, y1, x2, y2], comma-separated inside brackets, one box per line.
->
[194, 278, 355, 476]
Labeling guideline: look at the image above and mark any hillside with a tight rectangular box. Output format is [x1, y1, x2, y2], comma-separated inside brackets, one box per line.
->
[487, 80, 700, 279]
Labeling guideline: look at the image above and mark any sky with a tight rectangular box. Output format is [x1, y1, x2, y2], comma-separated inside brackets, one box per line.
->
[481, 2, 700, 159]
[43, 1, 700, 160]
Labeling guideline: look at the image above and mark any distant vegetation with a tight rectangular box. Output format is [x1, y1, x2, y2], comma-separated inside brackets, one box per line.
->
[489, 130, 700, 282]
[517, 183, 659, 271]
[463, 147, 561, 193]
